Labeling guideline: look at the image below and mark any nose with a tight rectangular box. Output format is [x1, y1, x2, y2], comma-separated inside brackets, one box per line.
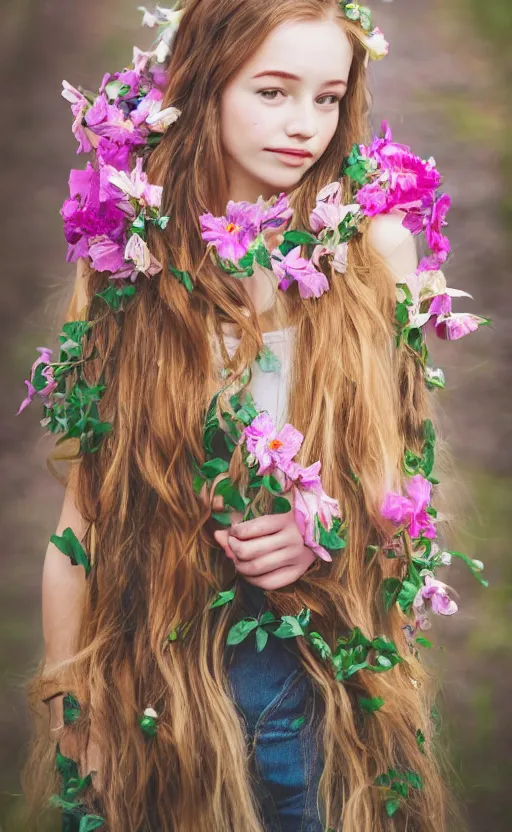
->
[284, 98, 318, 141]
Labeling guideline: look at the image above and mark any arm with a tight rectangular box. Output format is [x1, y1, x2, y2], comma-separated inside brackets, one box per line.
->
[42, 461, 88, 730]
[43, 257, 91, 730]
[367, 209, 419, 281]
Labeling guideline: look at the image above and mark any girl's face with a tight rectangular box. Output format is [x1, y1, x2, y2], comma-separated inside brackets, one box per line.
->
[220, 17, 353, 203]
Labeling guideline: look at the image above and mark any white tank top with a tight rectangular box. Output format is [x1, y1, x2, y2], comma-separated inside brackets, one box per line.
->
[223, 326, 296, 430]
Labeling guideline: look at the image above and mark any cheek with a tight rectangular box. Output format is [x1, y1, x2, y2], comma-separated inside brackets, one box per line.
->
[221, 91, 269, 153]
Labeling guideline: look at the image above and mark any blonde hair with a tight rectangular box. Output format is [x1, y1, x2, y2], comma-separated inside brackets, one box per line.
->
[23, 0, 463, 829]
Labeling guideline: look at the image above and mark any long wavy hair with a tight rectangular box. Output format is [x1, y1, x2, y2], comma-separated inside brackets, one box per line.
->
[23, 0, 463, 829]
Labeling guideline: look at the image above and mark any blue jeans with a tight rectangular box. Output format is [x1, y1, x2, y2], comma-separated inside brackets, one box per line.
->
[225, 580, 325, 832]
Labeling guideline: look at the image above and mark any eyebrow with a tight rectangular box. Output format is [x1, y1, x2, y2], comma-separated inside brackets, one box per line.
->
[252, 70, 347, 86]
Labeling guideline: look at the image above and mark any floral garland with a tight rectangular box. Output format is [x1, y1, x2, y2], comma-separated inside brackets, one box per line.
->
[18, 3, 491, 825]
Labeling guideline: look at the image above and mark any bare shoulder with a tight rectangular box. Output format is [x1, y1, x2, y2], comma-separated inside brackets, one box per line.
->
[367, 209, 418, 282]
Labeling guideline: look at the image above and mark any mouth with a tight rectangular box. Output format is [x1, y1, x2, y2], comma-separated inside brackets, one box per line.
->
[265, 148, 313, 158]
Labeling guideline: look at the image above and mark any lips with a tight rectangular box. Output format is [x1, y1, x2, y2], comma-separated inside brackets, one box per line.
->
[266, 148, 313, 158]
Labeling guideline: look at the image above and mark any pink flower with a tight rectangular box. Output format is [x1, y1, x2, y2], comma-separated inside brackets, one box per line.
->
[425, 194, 451, 261]
[200, 202, 261, 262]
[413, 575, 458, 630]
[243, 413, 303, 476]
[256, 192, 293, 230]
[293, 486, 333, 562]
[271, 246, 329, 298]
[381, 474, 436, 540]
[433, 312, 487, 341]
[88, 236, 128, 274]
[61, 81, 92, 154]
[309, 199, 359, 233]
[427, 294, 489, 341]
[105, 156, 163, 210]
[124, 233, 163, 278]
[17, 347, 57, 415]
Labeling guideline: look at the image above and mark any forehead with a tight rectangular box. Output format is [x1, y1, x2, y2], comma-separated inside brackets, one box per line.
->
[240, 18, 353, 80]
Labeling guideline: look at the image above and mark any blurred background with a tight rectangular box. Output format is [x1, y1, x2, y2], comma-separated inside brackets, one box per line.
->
[0, 0, 510, 829]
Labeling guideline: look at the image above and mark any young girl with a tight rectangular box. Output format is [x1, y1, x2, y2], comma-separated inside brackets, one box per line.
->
[20, 1, 488, 830]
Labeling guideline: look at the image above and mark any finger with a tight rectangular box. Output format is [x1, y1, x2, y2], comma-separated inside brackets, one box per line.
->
[243, 562, 307, 591]
[227, 529, 290, 561]
[233, 547, 295, 578]
[213, 529, 236, 560]
[230, 506, 293, 540]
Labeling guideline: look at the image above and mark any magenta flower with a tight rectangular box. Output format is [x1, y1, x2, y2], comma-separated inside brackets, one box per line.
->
[425, 194, 451, 259]
[61, 81, 92, 154]
[200, 202, 261, 262]
[413, 575, 458, 631]
[309, 199, 360, 233]
[357, 122, 441, 217]
[381, 474, 436, 540]
[96, 137, 131, 171]
[293, 486, 333, 562]
[88, 236, 128, 275]
[104, 156, 163, 210]
[17, 347, 57, 415]
[243, 413, 303, 476]
[271, 246, 329, 299]
[61, 164, 128, 264]
[84, 95, 147, 149]
[256, 192, 293, 230]
[355, 182, 390, 217]
[427, 294, 489, 341]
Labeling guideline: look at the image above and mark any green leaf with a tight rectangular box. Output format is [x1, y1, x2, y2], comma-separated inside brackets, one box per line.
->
[255, 626, 269, 652]
[79, 816, 105, 832]
[416, 728, 426, 752]
[359, 696, 384, 713]
[307, 631, 332, 660]
[297, 607, 311, 629]
[259, 610, 277, 626]
[385, 797, 402, 817]
[404, 769, 424, 790]
[63, 693, 81, 725]
[382, 577, 401, 611]
[415, 636, 433, 648]
[273, 616, 304, 639]
[318, 520, 347, 551]
[290, 715, 306, 731]
[50, 528, 91, 576]
[203, 394, 220, 455]
[200, 458, 229, 478]
[210, 589, 236, 608]
[282, 229, 319, 246]
[226, 618, 259, 645]
[254, 243, 272, 269]
[169, 266, 194, 292]
[272, 495, 292, 514]
[256, 346, 281, 373]
[262, 474, 283, 494]
[211, 511, 232, 526]
[214, 477, 246, 512]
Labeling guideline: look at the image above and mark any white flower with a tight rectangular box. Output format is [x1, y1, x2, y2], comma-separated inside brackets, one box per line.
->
[125, 234, 163, 277]
[146, 105, 182, 132]
[439, 551, 452, 567]
[138, 6, 161, 27]
[143, 706, 158, 718]
[472, 559, 484, 571]
[155, 39, 171, 64]
[363, 27, 389, 61]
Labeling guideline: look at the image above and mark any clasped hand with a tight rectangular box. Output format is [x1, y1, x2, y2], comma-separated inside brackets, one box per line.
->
[204, 476, 316, 590]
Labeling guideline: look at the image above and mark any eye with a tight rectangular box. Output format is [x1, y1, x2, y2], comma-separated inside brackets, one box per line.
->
[318, 94, 341, 105]
[258, 89, 284, 100]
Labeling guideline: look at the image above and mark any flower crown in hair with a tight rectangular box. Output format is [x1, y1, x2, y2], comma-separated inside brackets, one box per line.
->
[338, 2, 389, 60]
